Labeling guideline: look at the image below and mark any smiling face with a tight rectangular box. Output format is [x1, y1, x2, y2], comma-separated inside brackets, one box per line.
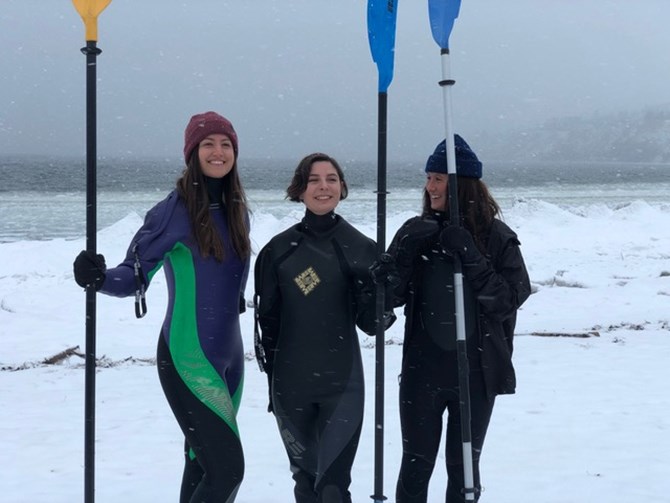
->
[300, 160, 343, 215]
[425, 171, 448, 211]
[197, 133, 235, 178]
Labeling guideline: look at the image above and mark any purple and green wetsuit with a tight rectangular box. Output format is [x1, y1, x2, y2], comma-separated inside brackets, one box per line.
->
[100, 189, 249, 502]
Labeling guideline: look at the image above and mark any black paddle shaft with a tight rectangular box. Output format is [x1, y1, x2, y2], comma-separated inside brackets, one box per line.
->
[372, 91, 389, 503]
[82, 40, 101, 503]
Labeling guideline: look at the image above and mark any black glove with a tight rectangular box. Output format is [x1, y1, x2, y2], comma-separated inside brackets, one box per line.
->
[396, 218, 440, 262]
[73, 250, 107, 290]
[439, 225, 482, 265]
[369, 253, 401, 286]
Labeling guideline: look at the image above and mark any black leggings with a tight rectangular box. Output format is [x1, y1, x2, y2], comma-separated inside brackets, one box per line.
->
[272, 378, 364, 503]
[157, 336, 244, 502]
[396, 352, 495, 503]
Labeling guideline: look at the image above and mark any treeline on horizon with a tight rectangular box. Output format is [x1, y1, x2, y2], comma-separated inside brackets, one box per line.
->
[479, 104, 670, 164]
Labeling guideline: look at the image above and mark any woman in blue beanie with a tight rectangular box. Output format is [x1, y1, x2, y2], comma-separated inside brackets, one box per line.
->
[386, 135, 531, 502]
[73, 111, 250, 502]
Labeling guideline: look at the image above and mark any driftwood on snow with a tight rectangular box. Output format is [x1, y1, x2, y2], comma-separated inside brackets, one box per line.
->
[42, 345, 83, 364]
[527, 331, 600, 338]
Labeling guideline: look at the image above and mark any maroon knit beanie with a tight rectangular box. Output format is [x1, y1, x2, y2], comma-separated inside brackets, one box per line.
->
[183, 111, 238, 164]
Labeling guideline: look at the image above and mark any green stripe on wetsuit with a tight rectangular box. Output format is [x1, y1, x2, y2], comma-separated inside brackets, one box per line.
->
[166, 242, 242, 437]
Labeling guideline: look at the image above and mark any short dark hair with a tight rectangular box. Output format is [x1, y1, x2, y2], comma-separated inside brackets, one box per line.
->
[286, 152, 349, 202]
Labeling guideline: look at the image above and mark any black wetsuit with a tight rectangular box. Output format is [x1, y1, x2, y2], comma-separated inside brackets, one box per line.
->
[254, 210, 382, 503]
[388, 214, 531, 503]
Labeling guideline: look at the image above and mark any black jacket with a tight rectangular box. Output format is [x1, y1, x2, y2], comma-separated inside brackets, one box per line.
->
[388, 216, 531, 397]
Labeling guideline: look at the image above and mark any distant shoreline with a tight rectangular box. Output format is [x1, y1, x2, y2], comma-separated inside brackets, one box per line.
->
[2, 155, 669, 193]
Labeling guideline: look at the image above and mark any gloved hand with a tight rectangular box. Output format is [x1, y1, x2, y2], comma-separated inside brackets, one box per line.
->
[396, 218, 440, 262]
[73, 250, 107, 290]
[439, 225, 482, 265]
[369, 253, 401, 286]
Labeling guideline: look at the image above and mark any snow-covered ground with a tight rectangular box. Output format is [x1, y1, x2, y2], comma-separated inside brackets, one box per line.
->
[1, 198, 669, 502]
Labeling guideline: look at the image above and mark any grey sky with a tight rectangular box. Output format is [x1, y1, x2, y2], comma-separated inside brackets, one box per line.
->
[1, 0, 669, 162]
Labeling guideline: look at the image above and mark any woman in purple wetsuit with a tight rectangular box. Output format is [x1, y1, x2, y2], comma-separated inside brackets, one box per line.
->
[73, 111, 251, 502]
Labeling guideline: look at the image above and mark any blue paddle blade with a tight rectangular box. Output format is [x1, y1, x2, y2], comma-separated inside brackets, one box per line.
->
[367, 0, 399, 92]
[428, 0, 461, 49]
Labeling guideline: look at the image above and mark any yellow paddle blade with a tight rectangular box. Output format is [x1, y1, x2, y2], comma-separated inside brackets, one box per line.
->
[72, 0, 112, 41]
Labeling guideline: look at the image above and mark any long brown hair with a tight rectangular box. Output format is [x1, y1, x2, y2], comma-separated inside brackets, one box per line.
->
[422, 176, 501, 253]
[177, 151, 251, 261]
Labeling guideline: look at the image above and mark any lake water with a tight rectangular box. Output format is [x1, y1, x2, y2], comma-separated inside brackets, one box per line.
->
[1, 155, 668, 242]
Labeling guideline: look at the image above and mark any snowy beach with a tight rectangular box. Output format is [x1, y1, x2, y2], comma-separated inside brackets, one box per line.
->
[1, 195, 669, 502]
[3, 0, 670, 499]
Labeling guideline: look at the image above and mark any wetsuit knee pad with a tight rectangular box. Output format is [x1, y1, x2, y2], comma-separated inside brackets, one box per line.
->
[319, 483, 350, 503]
[397, 455, 435, 499]
[291, 467, 316, 502]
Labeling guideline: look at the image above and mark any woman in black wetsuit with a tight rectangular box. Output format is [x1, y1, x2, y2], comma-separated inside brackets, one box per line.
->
[387, 136, 531, 502]
[254, 153, 394, 503]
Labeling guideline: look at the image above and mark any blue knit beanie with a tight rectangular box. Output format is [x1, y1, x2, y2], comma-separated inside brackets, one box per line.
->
[425, 134, 482, 179]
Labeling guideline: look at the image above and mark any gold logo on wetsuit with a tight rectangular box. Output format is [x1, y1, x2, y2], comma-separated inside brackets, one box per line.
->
[294, 267, 320, 296]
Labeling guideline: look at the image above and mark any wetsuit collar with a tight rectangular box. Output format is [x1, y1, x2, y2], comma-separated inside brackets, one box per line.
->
[204, 176, 225, 207]
[302, 209, 338, 233]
